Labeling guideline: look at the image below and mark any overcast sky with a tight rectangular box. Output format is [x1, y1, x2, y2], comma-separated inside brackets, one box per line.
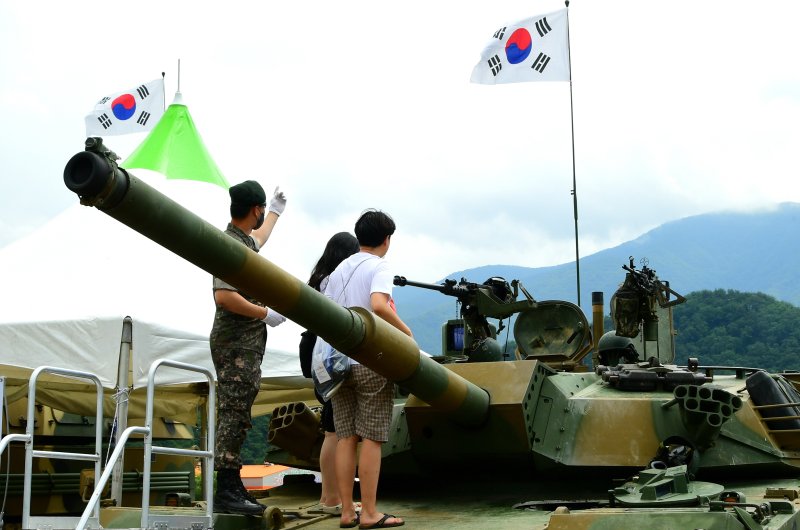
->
[2, 0, 799, 287]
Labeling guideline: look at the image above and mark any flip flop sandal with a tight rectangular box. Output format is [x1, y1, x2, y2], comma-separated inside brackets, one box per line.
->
[359, 513, 404, 528]
[340, 513, 360, 528]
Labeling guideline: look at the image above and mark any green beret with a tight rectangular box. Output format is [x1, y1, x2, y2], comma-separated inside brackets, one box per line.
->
[229, 180, 266, 206]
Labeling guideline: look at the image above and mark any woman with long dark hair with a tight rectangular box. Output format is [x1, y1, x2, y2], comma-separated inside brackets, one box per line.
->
[301, 231, 360, 515]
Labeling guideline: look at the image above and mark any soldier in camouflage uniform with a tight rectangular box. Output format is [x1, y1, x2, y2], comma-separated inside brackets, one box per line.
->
[210, 180, 287, 515]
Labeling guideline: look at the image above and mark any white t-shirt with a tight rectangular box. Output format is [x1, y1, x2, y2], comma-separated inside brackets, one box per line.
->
[321, 251, 394, 365]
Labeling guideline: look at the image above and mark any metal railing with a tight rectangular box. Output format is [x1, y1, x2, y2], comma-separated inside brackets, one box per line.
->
[0, 366, 106, 530]
[76, 358, 216, 530]
[0, 359, 216, 530]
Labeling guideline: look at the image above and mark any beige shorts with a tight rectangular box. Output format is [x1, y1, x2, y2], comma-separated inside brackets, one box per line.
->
[332, 364, 393, 442]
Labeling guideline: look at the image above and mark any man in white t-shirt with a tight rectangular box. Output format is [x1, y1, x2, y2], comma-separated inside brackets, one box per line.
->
[326, 209, 411, 529]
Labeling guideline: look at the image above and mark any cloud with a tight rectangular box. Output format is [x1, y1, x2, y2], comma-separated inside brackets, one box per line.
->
[2, 0, 800, 288]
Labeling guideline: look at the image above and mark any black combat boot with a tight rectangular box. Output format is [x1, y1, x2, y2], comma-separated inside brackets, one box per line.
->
[214, 468, 264, 516]
[234, 468, 266, 511]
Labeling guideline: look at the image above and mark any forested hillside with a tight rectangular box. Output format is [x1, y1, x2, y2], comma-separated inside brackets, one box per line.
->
[673, 290, 800, 371]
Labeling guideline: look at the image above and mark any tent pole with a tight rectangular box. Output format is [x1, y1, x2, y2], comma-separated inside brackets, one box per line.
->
[110, 317, 133, 506]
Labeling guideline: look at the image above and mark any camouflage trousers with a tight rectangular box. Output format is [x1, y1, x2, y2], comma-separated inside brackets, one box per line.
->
[211, 346, 264, 470]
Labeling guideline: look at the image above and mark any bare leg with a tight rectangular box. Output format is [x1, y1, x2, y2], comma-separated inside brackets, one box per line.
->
[319, 431, 340, 506]
[356, 439, 403, 527]
[356, 439, 381, 522]
[336, 435, 359, 525]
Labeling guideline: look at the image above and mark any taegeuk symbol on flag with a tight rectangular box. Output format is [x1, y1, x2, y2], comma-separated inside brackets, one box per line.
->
[85, 78, 165, 136]
[470, 8, 570, 85]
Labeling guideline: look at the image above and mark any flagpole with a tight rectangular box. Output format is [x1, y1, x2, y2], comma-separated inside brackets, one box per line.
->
[174, 58, 183, 104]
[565, 1, 581, 307]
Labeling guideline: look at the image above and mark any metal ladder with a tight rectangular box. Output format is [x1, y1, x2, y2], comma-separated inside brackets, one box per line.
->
[0, 366, 104, 530]
[77, 358, 216, 530]
[0, 358, 216, 530]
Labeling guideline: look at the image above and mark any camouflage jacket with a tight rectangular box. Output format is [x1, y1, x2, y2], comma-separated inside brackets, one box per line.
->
[209, 223, 267, 352]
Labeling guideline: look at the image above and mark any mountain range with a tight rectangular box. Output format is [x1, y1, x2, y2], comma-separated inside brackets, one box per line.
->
[394, 202, 800, 354]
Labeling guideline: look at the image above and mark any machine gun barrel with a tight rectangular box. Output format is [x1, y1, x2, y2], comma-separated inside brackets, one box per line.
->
[63, 139, 490, 426]
[393, 276, 472, 298]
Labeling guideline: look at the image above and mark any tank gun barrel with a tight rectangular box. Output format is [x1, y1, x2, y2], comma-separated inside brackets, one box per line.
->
[63, 138, 489, 426]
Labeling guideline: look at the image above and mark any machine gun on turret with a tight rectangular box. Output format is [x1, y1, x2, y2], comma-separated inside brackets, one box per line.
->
[393, 275, 537, 362]
[611, 257, 687, 340]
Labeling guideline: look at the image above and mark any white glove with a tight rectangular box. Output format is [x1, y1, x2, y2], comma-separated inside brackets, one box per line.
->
[263, 309, 286, 327]
[268, 186, 286, 216]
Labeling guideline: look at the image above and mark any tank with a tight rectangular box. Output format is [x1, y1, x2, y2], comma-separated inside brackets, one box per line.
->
[62, 138, 800, 529]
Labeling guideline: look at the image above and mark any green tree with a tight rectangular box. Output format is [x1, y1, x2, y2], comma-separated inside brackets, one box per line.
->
[241, 415, 272, 464]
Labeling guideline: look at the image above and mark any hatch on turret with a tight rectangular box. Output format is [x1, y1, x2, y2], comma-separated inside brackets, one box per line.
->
[514, 301, 591, 371]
